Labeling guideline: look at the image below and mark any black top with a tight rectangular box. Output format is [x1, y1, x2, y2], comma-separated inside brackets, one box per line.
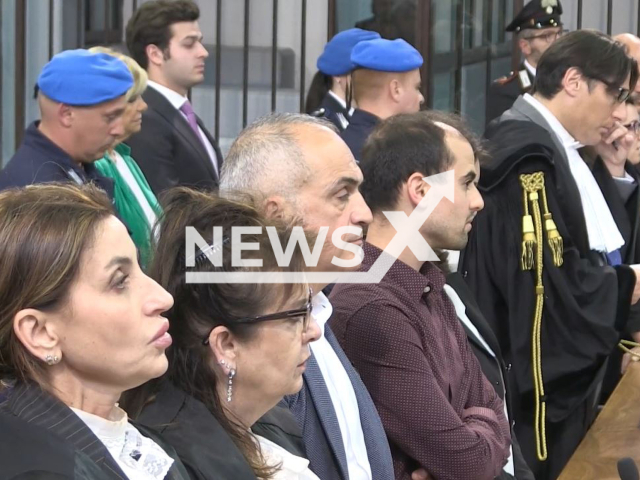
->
[136, 381, 306, 480]
[0, 382, 189, 480]
[339, 109, 380, 162]
[0, 121, 114, 199]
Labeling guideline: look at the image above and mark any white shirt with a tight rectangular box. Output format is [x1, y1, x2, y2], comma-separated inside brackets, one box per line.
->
[255, 434, 320, 479]
[111, 150, 158, 228]
[523, 93, 625, 254]
[71, 406, 174, 480]
[310, 292, 372, 480]
[146, 80, 218, 176]
[523, 59, 537, 78]
[443, 285, 515, 476]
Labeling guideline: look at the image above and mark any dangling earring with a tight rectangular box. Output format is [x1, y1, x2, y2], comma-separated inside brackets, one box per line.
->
[44, 354, 59, 366]
[219, 359, 236, 402]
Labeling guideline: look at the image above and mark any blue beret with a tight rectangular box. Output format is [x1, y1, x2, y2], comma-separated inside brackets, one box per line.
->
[317, 28, 381, 76]
[351, 38, 424, 72]
[37, 49, 133, 106]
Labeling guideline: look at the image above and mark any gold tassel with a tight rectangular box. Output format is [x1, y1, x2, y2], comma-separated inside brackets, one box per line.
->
[540, 185, 564, 267]
[544, 213, 564, 267]
[522, 214, 536, 270]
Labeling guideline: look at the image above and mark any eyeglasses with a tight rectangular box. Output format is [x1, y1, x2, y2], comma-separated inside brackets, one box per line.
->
[202, 287, 314, 345]
[625, 120, 640, 136]
[588, 76, 631, 104]
[524, 29, 567, 44]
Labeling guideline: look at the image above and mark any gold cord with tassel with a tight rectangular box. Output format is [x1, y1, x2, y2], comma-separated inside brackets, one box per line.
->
[519, 172, 564, 462]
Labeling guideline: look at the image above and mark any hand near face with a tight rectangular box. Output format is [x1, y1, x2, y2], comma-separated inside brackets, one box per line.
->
[596, 121, 635, 167]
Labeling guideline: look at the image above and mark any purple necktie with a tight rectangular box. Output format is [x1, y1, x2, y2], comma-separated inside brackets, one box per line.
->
[179, 100, 205, 146]
[180, 100, 218, 175]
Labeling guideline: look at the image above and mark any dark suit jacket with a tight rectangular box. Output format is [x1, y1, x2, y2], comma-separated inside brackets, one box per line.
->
[0, 382, 189, 480]
[446, 273, 535, 480]
[136, 381, 306, 480]
[126, 86, 223, 195]
[284, 324, 394, 480]
[485, 64, 534, 126]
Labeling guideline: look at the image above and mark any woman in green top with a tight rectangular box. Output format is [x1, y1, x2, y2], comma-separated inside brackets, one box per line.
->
[92, 47, 161, 268]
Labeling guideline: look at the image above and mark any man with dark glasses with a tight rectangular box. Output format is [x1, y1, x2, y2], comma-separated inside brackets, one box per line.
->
[461, 30, 640, 480]
[486, 0, 564, 125]
[615, 33, 640, 109]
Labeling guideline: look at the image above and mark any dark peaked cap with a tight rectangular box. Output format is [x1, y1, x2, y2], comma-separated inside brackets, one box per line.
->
[506, 0, 563, 33]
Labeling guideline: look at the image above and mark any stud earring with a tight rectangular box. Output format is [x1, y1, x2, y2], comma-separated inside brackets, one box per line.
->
[45, 354, 59, 366]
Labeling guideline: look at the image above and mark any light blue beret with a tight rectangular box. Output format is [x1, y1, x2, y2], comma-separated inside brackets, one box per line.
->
[37, 49, 133, 106]
[351, 38, 424, 72]
[317, 28, 381, 76]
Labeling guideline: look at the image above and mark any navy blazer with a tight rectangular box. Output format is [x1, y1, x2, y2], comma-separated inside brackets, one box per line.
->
[284, 324, 394, 480]
[0, 122, 114, 199]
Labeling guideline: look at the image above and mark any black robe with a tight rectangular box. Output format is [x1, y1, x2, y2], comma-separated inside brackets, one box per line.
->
[591, 158, 640, 399]
[460, 97, 635, 480]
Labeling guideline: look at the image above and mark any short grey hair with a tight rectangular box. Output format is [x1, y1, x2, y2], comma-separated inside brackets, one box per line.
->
[220, 113, 338, 201]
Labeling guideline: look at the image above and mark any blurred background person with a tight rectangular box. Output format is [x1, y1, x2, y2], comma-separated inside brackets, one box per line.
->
[306, 28, 381, 131]
[91, 46, 162, 269]
[341, 38, 424, 162]
[0, 50, 132, 198]
[486, 0, 564, 124]
[126, 0, 222, 194]
[0, 183, 186, 479]
[125, 188, 321, 479]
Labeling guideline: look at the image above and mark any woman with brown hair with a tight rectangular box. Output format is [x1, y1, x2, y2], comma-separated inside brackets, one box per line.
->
[0, 183, 188, 479]
[124, 188, 321, 480]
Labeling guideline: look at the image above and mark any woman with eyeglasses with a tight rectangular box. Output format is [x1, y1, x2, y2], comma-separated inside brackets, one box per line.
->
[122, 188, 321, 480]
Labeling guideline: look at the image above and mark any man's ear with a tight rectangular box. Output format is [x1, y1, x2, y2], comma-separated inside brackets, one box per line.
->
[562, 66, 583, 99]
[519, 38, 532, 56]
[389, 78, 403, 104]
[406, 172, 429, 208]
[13, 308, 61, 363]
[58, 104, 74, 128]
[263, 195, 288, 220]
[146, 44, 165, 68]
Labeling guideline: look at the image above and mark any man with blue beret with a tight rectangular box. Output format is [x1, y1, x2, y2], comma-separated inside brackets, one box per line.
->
[311, 28, 381, 131]
[0, 49, 133, 199]
[340, 38, 424, 162]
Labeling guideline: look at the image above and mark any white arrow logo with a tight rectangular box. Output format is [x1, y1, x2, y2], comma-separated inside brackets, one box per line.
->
[186, 170, 454, 284]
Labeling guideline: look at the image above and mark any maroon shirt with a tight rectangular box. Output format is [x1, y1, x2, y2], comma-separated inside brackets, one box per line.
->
[329, 242, 511, 480]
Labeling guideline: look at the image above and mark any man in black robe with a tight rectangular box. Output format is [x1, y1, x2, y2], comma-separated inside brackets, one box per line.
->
[461, 30, 640, 480]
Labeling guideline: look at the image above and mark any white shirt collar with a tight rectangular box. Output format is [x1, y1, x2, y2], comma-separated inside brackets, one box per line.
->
[523, 94, 581, 150]
[327, 90, 355, 116]
[312, 291, 333, 338]
[147, 80, 188, 110]
[524, 59, 537, 77]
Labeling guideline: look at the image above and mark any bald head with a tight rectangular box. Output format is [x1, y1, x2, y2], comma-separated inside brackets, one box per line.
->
[220, 113, 339, 201]
[615, 34, 640, 98]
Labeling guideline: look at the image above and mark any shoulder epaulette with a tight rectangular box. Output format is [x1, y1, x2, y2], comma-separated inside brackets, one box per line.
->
[495, 72, 518, 85]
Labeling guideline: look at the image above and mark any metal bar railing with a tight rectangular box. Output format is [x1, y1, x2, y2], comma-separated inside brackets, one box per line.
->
[299, 0, 307, 113]
[271, 0, 278, 112]
[214, 0, 222, 140]
[15, 0, 26, 150]
[242, 0, 250, 127]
